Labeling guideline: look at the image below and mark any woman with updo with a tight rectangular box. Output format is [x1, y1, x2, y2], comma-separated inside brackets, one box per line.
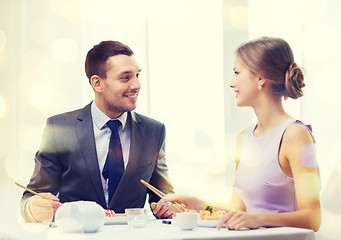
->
[216, 36, 321, 231]
[160, 37, 321, 232]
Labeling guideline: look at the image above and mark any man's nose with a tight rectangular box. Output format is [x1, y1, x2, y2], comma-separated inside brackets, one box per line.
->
[131, 76, 141, 90]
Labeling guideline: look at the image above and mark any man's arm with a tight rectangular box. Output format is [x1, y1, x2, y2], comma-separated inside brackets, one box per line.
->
[148, 125, 174, 204]
[148, 124, 175, 218]
[20, 118, 63, 222]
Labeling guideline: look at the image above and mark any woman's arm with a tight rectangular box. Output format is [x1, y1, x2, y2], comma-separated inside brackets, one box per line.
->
[226, 131, 246, 211]
[276, 123, 321, 231]
[218, 123, 321, 231]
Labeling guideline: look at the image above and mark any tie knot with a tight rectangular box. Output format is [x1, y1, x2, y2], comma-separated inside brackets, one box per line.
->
[107, 120, 122, 131]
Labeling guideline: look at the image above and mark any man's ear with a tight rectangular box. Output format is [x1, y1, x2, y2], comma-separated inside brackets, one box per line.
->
[90, 75, 103, 93]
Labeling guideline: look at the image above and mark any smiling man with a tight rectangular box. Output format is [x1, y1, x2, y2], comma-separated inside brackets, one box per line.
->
[20, 41, 174, 222]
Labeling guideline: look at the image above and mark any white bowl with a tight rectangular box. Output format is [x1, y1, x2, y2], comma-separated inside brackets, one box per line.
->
[174, 212, 198, 230]
[55, 201, 105, 233]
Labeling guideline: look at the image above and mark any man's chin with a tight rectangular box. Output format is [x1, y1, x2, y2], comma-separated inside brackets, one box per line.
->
[126, 103, 137, 112]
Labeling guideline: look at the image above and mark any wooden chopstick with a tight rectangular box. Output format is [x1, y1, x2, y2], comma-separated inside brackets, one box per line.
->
[140, 179, 183, 212]
[15, 182, 52, 200]
[140, 179, 166, 197]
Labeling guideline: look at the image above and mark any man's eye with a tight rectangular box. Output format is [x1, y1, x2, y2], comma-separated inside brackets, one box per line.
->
[121, 75, 130, 81]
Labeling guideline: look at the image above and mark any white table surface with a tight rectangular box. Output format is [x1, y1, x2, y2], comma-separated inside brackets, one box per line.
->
[0, 219, 315, 240]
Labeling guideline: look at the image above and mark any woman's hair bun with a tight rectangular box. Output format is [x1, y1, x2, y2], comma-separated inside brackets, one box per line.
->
[284, 62, 305, 99]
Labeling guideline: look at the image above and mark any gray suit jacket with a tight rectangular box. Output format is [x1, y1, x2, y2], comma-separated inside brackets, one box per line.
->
[22, 103, 174, 213]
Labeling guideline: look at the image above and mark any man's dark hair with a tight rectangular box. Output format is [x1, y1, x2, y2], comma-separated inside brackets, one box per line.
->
[85, 40, 134, 82]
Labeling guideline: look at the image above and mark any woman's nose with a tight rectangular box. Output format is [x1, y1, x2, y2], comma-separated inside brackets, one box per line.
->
[229, 78, 235, 88]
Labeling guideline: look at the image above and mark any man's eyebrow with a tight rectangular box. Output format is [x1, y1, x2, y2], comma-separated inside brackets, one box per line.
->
[118, 69, 142, 76]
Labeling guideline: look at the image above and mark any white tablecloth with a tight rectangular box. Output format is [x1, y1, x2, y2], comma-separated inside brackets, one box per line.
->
[0, 219, 315, 240]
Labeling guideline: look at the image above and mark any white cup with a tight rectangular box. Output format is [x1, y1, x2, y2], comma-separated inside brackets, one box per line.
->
[125, 208, 147, 228]
[175, 212, 198, 230]
[55, 201, 105, 233]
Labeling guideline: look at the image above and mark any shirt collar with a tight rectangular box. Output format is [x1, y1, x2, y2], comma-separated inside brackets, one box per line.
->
[91, 101, 128, 131]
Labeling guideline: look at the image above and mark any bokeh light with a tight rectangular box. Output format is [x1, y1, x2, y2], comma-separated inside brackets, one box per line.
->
[302, 23, 338, 61]
[229, 4, 248, 30]
[0, 95, 9, 119]
[49, 38, 79, 63]
[314, 65, 341, 105]
[28, 84, 59, 110]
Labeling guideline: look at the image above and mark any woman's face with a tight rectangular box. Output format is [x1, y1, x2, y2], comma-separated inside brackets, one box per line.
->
[230, 55, 260, 107]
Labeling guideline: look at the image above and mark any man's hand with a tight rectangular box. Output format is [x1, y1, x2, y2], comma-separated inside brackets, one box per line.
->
[151, 197, 180, 219]
[29, 193, 62, 222]
[151, 195, 187, 219]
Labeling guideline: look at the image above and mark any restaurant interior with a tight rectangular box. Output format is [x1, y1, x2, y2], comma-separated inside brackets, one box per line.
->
[0, 0, 340, 239]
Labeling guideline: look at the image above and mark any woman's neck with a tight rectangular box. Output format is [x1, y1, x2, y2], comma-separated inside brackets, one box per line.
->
[253, 97, 291, 137]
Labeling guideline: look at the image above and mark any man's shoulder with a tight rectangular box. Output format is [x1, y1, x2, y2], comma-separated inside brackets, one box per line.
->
[131, 111, 164, 127]
[47, 104, 91, 123]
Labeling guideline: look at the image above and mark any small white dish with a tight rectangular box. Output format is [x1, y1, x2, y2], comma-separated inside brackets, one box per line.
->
[174, 212, 198, 230]
[197, 219, 218, 228]
[105, 216, 127, 225]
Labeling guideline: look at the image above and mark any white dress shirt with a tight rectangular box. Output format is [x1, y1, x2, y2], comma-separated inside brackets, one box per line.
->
[91, 101, 131, 207]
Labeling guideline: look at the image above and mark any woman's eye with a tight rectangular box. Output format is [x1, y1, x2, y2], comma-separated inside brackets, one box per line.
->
[234, 71, 239, 75]
[136, 73, 140, 78]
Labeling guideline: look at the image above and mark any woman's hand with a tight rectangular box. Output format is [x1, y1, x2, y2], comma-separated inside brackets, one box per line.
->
[217, 210, 260, 230]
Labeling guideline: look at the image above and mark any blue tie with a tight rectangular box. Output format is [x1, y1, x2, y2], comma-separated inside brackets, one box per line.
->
[102, 120, 124, 203]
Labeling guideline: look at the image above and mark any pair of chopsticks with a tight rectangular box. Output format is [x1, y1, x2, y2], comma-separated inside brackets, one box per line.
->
[15, 182, 60, 203]
[140, 179, 183, 212]
[15, 182, 52, 200]
[16, 180, 183, 212]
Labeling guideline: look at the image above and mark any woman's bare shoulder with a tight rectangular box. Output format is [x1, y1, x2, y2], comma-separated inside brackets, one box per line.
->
[284, 122, 314, 144]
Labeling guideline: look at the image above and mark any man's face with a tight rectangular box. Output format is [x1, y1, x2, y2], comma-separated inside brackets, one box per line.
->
[97, 54, 141, 118]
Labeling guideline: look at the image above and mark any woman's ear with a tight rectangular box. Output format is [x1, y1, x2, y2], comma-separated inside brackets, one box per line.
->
[90, 75, 103, 93]
[258, 77, 266, 88]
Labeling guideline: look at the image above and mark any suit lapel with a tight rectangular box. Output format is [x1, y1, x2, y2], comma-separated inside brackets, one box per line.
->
[109, 112, 144, 207]
[76, 103, 106, 208]
[126, 112, 144, 169]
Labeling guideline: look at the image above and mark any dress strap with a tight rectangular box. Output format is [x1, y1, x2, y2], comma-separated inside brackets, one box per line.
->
[295, 120, 316, 143]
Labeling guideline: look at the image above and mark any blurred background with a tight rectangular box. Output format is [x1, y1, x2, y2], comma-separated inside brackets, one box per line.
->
[0, 0, 340, 238]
